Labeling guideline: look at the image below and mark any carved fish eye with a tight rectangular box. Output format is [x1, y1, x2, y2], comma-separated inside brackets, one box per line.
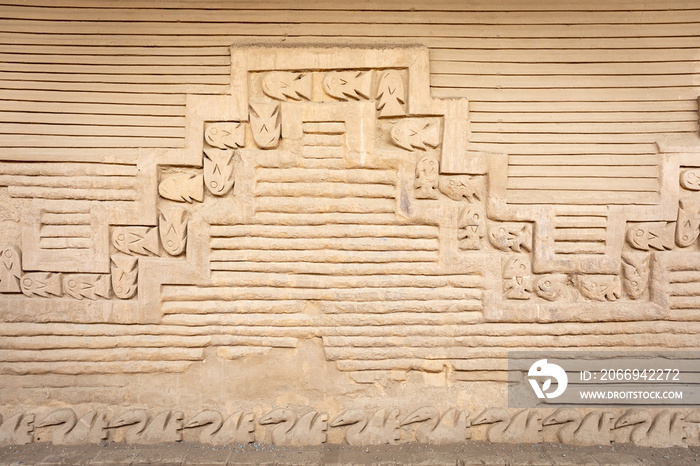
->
[635, 229, 644, 237]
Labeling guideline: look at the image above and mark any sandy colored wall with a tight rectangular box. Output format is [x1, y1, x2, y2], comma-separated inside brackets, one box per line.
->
[0, 0, 699, 448]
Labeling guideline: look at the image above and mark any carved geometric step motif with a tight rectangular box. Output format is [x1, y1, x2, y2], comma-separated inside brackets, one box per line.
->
[0, 44, 699, 445]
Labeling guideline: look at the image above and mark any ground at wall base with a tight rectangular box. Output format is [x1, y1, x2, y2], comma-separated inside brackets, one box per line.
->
[1, 441, 700, 466]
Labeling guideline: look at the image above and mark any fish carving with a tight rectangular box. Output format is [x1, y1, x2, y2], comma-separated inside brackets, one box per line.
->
[159, 173, 204, 203]
[205, 122, 245, 150]
[249, 102, 281, 150]
[626, 222, 674, 251]
[575, 275, 621, 302]
[63, 274, 111, 300]
[159, 207, 187, 256]
[376, 70, 406, 118]
[488, 223, 533, 253]
[534, 274, 568, 301]
[111, 254, 138, 299]
[203, 148, 235, 196]
[0, 245, 22, 293]
[20, 272, 62, 298]
[621, 253, 650, 300]
[390, 119, 440, 151]
[262, 71, 311, 101]
[676, 198, 700, 247]
[503, 257, 532, 300]
[323, 71, 372, 101]
[112, 226, 159, 256]
[438, 175, 482, 202]
[414, 155, 439, 199]
[680, 169, 700, 191]
[458, 205, 485, 250]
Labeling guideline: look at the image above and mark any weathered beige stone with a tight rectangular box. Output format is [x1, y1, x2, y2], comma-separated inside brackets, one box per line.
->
[0, 2, 699, 449]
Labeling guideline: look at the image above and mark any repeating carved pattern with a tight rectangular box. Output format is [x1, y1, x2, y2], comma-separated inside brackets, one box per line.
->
[1, 405, 699, 448]
[249, 102, 281, 149]
[375, 70, 406, 117]
[158, 173, 204, 203]
[204, 122, 245, 150]
[323, 71, 372, 101]
[1, 44, 700, 447]
[0, 245, 21, 292]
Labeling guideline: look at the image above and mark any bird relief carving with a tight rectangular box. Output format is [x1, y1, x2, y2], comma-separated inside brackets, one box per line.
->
[401, 407, 470, 444]
[614, 409, 687, 448]
[330, 409, 400, 446]
[542, 409, 614, 446]
[35, 408, 108, 445]
[471, 409, 543, 444]
[182, 410, 255, 444]
[107, 409, 184, 444]
[258, 408, 328, 446]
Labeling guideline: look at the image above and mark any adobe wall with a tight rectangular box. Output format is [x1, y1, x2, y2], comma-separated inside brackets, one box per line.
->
[0, 0, 699, 448]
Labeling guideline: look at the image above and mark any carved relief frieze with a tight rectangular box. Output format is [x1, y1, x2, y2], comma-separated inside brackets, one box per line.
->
[1, 405, 697, 448]
[1, 43, 699, 449]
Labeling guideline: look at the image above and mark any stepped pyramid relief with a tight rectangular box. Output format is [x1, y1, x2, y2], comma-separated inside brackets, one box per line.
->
[1, 4, 700, 447]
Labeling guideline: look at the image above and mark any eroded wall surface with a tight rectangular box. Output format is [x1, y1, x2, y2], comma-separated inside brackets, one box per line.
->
[1, 0, 700, 448]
